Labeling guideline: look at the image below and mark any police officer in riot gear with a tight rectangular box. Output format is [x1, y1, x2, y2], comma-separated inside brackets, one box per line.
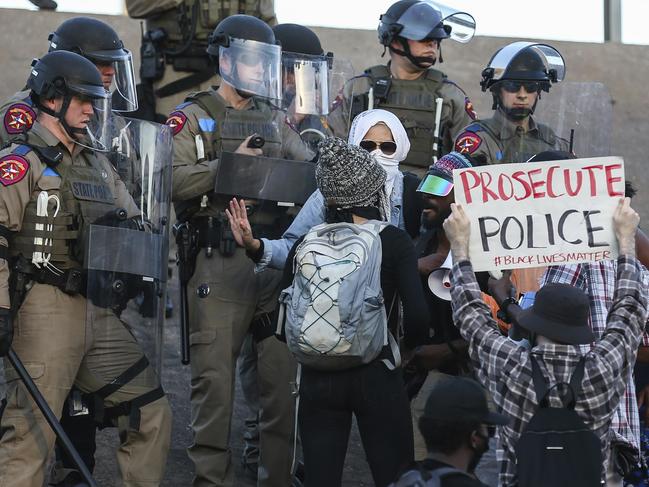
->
[168, 14, 312, 487]
[125, 0, 276, 122]
[0, 51, 171, 487]
[454, 42, 570, 164]
[273, 23, 334, 149]
[328, 0, 477, 175]
[0, 16, 139, 145]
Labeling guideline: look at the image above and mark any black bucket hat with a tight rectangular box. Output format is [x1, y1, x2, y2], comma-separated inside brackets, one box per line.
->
[517, 283, 595, 345]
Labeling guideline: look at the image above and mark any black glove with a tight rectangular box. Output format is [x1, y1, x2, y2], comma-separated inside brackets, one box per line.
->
[0, 308, 13, 357]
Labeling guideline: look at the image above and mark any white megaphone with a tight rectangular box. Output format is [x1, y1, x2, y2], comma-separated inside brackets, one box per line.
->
[427, 252, 453, 301]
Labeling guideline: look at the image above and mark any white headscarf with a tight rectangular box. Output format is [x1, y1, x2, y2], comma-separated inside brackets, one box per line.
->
[347, 109, 411, 201]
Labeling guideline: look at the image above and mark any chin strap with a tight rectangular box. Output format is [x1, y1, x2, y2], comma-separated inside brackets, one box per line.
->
[35, 94, 86, 139]
[389, 38, 437, 69]
[494, 93, 541, 122]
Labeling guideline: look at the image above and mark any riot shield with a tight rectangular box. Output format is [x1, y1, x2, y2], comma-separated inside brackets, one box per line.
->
[215, 152, 316, 205]
[533, 81, 613, 158]
[85, 118, 172, 375]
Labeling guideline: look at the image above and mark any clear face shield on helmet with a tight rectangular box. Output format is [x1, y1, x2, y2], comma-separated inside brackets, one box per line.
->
[280, 52, 330, 116]
[84, 48, 138, 113]
[219, 38, 282, 103]
[486, 42, 566, 85]
[63, 90, 114, 152]
[393, 1, 476, 42]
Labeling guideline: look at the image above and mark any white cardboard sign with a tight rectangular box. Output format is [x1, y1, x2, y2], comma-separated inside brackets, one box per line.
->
[452, 157, 625, 272]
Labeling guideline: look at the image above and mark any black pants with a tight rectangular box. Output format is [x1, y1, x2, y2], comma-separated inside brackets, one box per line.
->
[298, 360, 414, 487]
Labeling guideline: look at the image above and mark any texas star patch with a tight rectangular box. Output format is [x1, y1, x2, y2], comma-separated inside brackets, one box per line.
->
[454, 131, 482, 155]
[0, 154, 29, 186]
[166, 111, 187, 136]
[4, 103, 36, 135]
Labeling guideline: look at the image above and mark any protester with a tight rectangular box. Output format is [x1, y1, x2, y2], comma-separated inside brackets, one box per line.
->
[405, 152, 482, 459]
[444, 198, 648, 486]
[391, 376, 507, 486]
[234, 108, 423, 271]
[227, 137, 429, 486]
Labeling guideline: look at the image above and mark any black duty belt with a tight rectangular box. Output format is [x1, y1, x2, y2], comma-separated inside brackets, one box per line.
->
[14, 258, 85, 295]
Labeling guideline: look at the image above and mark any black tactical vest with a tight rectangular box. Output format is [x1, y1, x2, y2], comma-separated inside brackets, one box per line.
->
[12, 147, 118, 268]
[353, 65, 446, 169]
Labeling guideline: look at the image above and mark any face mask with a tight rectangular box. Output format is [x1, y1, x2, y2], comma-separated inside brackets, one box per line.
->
[371, 148, 400, 197]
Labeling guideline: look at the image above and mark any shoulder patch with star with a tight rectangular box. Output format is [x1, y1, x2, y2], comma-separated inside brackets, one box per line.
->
[166, 111, 188, 136]
[455, 131, 482, 155]
[0, 153, 30, 186]
[4, 103, 36, 135]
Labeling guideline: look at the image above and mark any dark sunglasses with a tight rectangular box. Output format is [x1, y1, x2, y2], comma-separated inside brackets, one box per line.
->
[359, 139, 397, 155]
[500, 80, 541, 94]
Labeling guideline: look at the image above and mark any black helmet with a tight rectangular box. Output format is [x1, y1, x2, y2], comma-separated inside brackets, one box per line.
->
[480, 42, 565, 92]
[48, 17, 128, 64]
[480, 42, 565, 118]
[28, 51, 107, 138]
[206, 14, 276, 60]
[207, 15, 282, 101]
[28, 51, 106, 101]
[378, 0, 450, 46]
[273, 24, 334, 116]
[273, 24, 324, 56]
[378, 0, 450, 68]
[48, 17, 138, 112]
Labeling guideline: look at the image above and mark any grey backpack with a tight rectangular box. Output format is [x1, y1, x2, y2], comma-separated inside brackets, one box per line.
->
[389, 466, 471, 486]
[278, 220, 398, 371]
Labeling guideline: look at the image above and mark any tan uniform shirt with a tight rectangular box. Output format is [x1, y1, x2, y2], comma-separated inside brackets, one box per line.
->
[0, 122, 139, 307]
[169, 89, 313, 216]
[327, 65, 477, 173]
[454, 109, 570, 164]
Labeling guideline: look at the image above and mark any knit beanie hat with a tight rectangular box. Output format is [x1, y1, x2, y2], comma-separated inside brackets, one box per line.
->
[316, 137, 387, 210]
[431, 151, 474, 179]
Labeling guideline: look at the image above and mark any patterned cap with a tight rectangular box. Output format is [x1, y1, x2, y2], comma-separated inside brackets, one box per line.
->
[430, 151, 474, 180]
[316, 137, 387, 209]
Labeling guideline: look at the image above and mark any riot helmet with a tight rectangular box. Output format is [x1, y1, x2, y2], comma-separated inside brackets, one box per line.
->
[273, 24, 332, 116]
[48, 17, 137, 112]
[481, 42, 565, 120]
[378, 0, 475, 68]
[28, 51, 110, 147]
[207, 15, 282, 101]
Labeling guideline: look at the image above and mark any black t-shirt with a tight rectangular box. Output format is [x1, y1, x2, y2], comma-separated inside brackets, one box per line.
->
[415, 228, 491, 346]
[415, 227, 461, 345]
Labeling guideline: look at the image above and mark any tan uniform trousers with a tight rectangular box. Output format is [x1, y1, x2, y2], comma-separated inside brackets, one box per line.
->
[188, 247, 296, 487]
[153, 67, 215, 120]
[0, 283, 172, 487]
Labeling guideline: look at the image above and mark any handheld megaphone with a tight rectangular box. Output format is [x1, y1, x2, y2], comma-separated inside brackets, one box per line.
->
[427, 252, 453, 301]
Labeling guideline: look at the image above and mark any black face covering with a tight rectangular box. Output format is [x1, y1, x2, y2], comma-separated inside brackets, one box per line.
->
[467, 430, 490, 473]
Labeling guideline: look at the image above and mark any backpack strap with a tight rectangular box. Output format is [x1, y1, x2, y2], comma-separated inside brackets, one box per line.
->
[530, 355, 550, 407]
[530, 355, 587, 409]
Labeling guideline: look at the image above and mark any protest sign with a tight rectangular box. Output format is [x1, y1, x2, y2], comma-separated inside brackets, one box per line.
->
[453, 157, 624, 272]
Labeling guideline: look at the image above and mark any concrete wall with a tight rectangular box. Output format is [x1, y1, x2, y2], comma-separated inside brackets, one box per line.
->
[2, 7, 648, 219]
